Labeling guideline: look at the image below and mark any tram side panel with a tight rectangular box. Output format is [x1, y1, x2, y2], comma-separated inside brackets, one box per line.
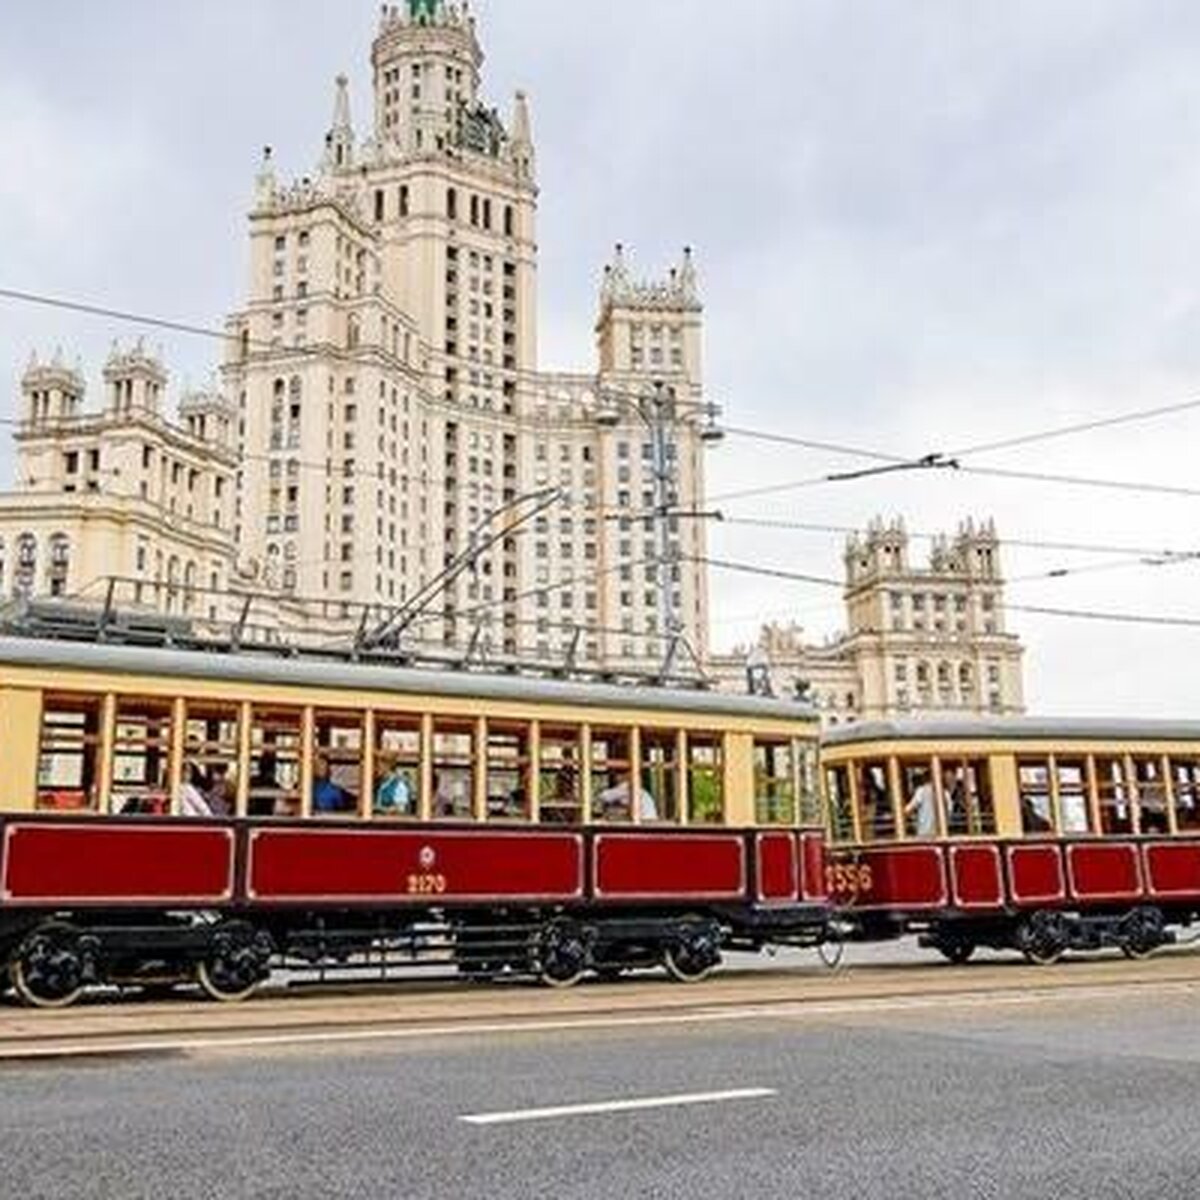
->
[830, 836, 1200, 924]
[0, 818, 237, 907]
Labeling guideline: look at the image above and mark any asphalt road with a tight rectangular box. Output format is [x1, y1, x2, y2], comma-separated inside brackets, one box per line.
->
[3, 976, 1200, 1200]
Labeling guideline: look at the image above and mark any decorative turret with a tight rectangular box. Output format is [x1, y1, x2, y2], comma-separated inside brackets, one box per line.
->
[953, 517, 1000, 579]
[179, 388, 236, 449]
[21, 347, 85, 427]
[104, 338, 167, 417]
[599, 244, 702, 315]
[845, 517, 909, 585]
[322, 74, 356, 172]
[596, 245, 704, 383]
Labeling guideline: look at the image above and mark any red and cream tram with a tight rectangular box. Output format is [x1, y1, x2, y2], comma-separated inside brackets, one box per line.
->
[822, 718, 1200, 964]
[0, 634, 826, 1006]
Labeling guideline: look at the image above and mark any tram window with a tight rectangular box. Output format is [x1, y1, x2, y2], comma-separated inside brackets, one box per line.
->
[858, 760, 894, 840]
[374, 715, 420, 818]
[1096, 757, 1133, 835]
[899, 758, 939, 838]
[640, 730, 678, 822]
[183, 702, 239, 816]
[248, 706, 302, 817]
[110, 697, 173, 816]
[942, 758, 995, 836]
[37, 694, 102, 811]
[1171, 759, 1200, 831]
[312, 711, 363, 817]
[797, 742, 822, 825]
[486, 722, 531, 821]
[590, 728, 633, 823]
[538, 725, 582, 824]
[824, 765, 854, 843]
[1017, 760, 1054, 835]
[686, 734, 723, 825]
[1055, 760, 1091, 834]
[1134, 757, 1169, 834]
[432, 722, 475, 819]
[753, 739, 795, 825]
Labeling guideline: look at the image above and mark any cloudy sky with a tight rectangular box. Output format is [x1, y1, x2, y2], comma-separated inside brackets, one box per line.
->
[3, 0, 1200, 715]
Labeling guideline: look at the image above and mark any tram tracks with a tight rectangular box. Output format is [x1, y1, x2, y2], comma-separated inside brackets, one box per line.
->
[3, 954, 1200, 1061]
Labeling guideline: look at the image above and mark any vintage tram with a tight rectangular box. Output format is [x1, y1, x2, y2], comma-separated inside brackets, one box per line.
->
[0, 632, 827, 1006]
[822, 717, 1200, 964]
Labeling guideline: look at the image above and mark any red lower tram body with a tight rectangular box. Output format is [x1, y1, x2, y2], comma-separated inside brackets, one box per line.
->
[0, 816, 829, 1005]
[831, 837, 1200, 963]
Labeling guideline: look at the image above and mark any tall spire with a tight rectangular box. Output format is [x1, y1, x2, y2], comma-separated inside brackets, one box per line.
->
[511, 89, 534, 179]
[332, 72, 352, 130]
[324, 73, 355, 171]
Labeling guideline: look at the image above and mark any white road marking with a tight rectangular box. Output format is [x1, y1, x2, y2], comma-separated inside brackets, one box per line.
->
[2, 979, 1197, 1061]
[460, 1087, 776, 1126]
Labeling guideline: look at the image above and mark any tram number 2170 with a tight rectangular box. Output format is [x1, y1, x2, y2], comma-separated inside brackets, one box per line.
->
[825, 862, 874, 896]
[406, 872, 448, 895]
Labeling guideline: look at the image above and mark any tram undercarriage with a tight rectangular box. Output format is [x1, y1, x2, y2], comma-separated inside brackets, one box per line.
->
[0, 903, 829, 1007]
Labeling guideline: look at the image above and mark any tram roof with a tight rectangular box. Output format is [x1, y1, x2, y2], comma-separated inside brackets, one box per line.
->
[0, 635, 818, 725]
[822, 716, 1200, 746]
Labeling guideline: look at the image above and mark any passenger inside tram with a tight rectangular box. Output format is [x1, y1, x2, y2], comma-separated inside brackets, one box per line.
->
[904, 768, 937, 838]
[312, 755, 354, 813]
[942, 766, 967, 834]
[374, 762, 415, 815]
[593, 773, 658, 822]
[858, 764, 892, 838]
[178, 763, 213, 816]
[248, 751, 279, 817]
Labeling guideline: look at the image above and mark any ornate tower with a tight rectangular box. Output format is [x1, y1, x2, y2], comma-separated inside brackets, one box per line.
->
[21, 348, 84, 427]
[372, 1, 484, 156]
[103, 339, 167, 418]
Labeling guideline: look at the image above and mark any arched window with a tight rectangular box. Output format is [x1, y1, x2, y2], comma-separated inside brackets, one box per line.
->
[15, 533, 36, 599]
[48, 534, 69, 597]
[166, 555, 180, 611]
[183, 561, 197, 611]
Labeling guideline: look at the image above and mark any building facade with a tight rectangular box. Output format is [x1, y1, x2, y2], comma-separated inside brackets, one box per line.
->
[218, 0, 715, 667]
[711, 518, 1026, 723]
[0, 345, 237, 619]
[0, 1, 713, 668]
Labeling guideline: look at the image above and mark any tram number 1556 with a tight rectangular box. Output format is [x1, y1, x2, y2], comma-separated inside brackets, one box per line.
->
[825, 862, 873, 896]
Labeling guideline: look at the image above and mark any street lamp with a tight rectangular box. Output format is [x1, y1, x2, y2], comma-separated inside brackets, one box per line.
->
[594, 380, 721, 676]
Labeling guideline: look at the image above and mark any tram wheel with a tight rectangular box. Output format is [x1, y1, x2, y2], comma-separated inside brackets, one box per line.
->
[1120, 907, 1165, 961]
[196, 922, 271, 1003]
[536, 919, 589, 988]
[1018, 911, 1069, 966]
[12, 924, 89, 1009]
[663, 917, 721, 984]
[936, 939, 976, 966]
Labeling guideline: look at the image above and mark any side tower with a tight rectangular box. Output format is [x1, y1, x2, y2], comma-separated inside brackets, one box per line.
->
[21, 349, 84, 428]
[592, 245, 714, 667]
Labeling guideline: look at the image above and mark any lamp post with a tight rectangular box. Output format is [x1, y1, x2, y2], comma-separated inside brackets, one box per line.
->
[596, 380, 722, 673]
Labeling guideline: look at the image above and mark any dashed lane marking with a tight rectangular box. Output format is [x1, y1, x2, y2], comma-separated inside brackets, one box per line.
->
[460, 1087, 777, 1125]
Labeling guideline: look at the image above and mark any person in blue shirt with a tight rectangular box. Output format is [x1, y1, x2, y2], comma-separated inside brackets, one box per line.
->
[312, 755, 352, 813]
[374, 762, 414, 815]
